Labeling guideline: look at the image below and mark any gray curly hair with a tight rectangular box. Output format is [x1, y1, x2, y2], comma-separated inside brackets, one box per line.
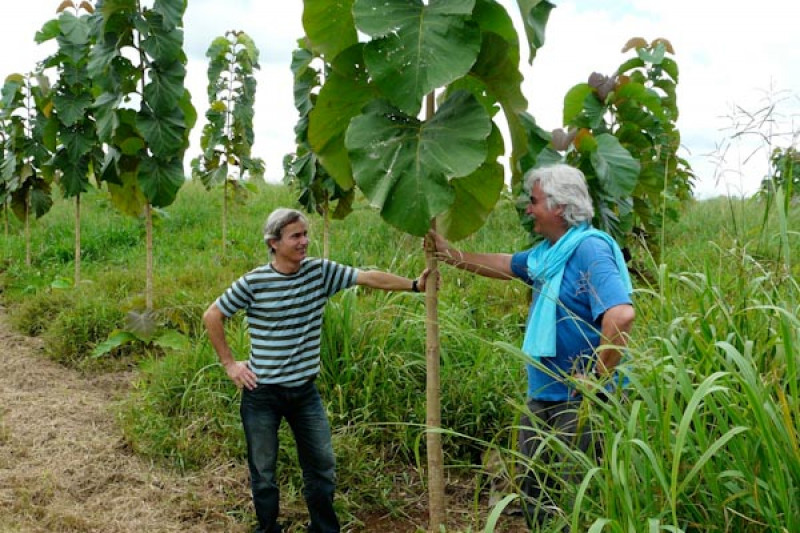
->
[524, 164, 595, 227]
[263, 208, 308, 255]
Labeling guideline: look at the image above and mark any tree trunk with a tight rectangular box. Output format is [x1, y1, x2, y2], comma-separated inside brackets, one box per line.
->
[424, 91, 445, 532]
[322, 203, 330, 260]
[145, 203, 153, 311]
[25, 191, 31, 267]
[74, 194, 81, 286]
[222, 178, 228, 257]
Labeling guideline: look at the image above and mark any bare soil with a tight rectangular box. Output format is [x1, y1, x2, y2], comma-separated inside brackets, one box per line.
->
[0, 304, 250, 533]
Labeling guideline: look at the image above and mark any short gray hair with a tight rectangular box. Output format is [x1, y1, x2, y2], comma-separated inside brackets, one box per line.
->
[263, 208, 308, 254]
[524, 164, 594, 227]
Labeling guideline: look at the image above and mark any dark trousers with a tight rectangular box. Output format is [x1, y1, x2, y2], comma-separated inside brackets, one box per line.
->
[518, 399, 595, 527]
[241, 381, 340, 533]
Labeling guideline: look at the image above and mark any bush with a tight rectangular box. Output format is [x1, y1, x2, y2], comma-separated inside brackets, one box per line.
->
[41, 295, 128, 369]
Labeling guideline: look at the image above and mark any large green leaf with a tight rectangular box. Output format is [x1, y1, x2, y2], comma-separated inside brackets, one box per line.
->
[615, 81, 666, 122]
[56, 153, 91, 197]
[290, 47, 316, 115]
[345, 91, 491, 236]
[141, 27, 183, 63]
[471, 32, 526, 113]
[136, 105, 185, 158]
[87, 37, 119, 80]
[152, 0, 186, 29]
[436, 160, 504, 241]
[143, 61, 186, 113]
[138, 156, 184, 207]
[590, 134, 640, 198]
[302, 0, 358, 59]
[473, 0, 519, 46]
[35, 19, 61, 44]
[308, 44, 376, 190]
[563, 83, 592, 125]
[53, 91, 92, 127]
[517, 111, 557, 174]
[514, 0, 555, 63]
[61, 127, 94, 162]
[354, 0, 481, 116]
[58, 12, 90, 45]
[11, 178, 53, 221]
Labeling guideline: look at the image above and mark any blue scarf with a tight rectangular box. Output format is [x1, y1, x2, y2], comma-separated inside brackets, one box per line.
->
[521, 223, 632, 360]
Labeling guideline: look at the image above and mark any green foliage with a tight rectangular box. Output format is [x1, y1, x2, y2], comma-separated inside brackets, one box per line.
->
[347, 92, 492, 236]
[551, 37, 694, 253]
[283, 41, 355, 222]
[3, 183, 798, 530]
[118, 339, 245, 469]
[191, 29, 263, 256]
[191, 30, 263, 189]
[761, 146, 799, 203]
[88, 0, 196, 212]
[299, 0, 552, 239]
[36, 2, 101, 200]
[41, 293, 127, 368]
[0, 72, 55, 224]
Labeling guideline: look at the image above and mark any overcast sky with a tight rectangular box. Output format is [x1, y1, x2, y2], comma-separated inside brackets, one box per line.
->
[2, 1, 798, 199]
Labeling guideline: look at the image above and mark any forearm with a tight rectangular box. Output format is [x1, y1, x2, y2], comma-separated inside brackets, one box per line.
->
[203, 304, 236, 366]
[595, 304, 635, 376]
[438, 249, 514, 279]
[356, 270, 419, 291]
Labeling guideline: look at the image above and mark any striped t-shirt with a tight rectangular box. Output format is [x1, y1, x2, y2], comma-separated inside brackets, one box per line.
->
[215, 258, 358, 386]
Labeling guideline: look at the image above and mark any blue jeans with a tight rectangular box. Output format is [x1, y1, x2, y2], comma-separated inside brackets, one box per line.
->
[241, 380, 340, 533]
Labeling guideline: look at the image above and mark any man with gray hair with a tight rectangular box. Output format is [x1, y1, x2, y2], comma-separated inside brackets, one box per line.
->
[204, 207, 429, 533]
[429, 164, 634, 529]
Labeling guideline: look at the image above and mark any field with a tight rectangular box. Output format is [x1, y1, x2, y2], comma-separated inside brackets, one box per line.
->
[0, 181, 798, 532]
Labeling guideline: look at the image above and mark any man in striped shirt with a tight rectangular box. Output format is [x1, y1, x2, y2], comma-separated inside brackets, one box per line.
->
[203, 207, 428, 533]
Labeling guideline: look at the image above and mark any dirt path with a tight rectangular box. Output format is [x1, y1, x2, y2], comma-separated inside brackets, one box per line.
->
[0, 306, 250, 533]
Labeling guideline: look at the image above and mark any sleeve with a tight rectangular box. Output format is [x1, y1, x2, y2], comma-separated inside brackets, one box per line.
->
[510, 250, 533, 285]
[321, 259, 359, 297]
[215, 274, 254, 318]
[574, 238, 632, 321]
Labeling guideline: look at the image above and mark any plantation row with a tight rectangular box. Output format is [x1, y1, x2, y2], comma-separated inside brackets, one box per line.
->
[1, 182, 798, 531]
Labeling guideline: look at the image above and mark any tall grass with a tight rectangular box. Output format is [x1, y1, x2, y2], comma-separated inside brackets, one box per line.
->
[1, 185, 798, 531]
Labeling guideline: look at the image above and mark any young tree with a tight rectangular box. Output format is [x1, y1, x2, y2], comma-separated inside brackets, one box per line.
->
[191, 30, 263, 257]
[0, 115, 10, 237]
[0, 71, 55, 266]
[298, 0, 554, 528]
[284, 40, 354, 259]
[552, 38, 693, 255]
[88, 0, 196, 311]
[36, 0, 102, 285]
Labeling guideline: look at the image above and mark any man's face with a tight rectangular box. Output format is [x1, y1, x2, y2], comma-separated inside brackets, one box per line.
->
[271, 220, 309, 263]
[525, 182, 565, 242]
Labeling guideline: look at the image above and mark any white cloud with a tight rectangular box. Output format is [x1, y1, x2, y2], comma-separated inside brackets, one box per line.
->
[2, 0, 798, 199]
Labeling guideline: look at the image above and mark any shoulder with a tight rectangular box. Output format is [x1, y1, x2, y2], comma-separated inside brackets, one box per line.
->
[572, 235, 616, 265]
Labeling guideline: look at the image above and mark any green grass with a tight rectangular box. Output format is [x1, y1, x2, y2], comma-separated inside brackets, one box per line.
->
[1, 184, 798, 532]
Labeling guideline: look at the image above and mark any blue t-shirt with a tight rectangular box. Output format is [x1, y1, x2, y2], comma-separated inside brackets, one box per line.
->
[511, 236, 632, 401]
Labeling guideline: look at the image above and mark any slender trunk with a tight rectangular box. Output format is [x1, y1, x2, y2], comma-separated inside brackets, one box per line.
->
[74, 194, 81, 286]
[25, 191, 31, 267]
[424, 91, 445, 532]
[145, 203, 153, 311]
[322, 202, 330, 260]
[222, 178, 228, 257]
